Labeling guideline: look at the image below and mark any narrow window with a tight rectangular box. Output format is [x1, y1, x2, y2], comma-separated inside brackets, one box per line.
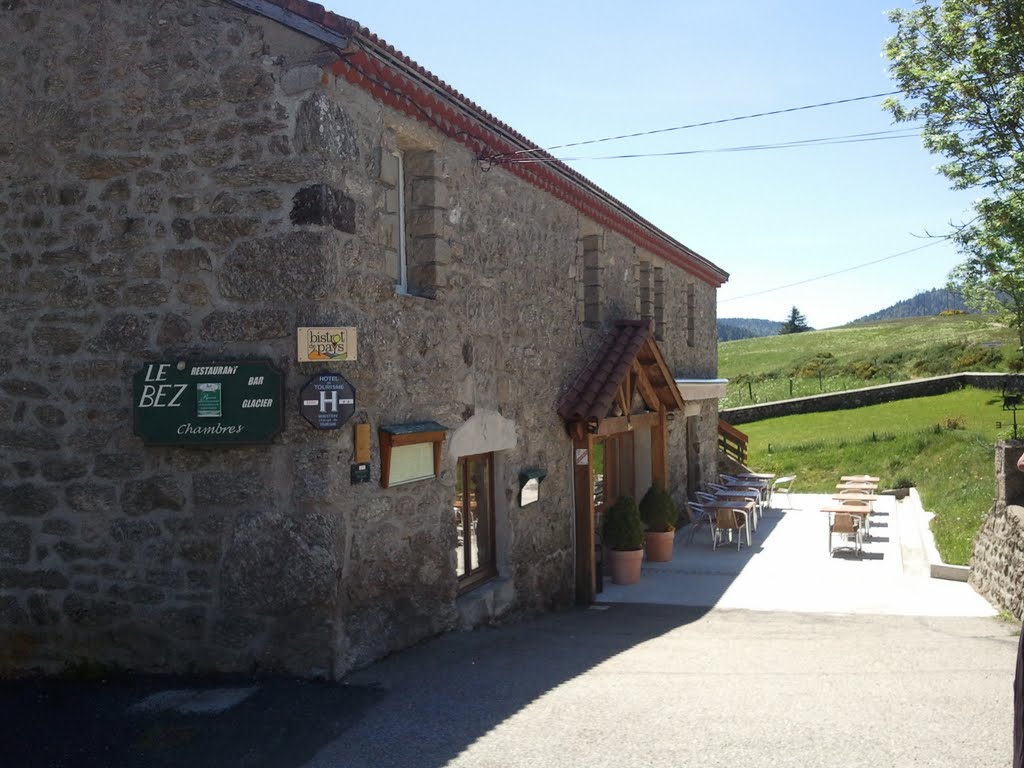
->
[583, 235, 602, 328]
[638, 262, 653, 323]
[686, 283, 695, 347]
[653, 267, 665, 341]
[395, 151, 408, 294]
[454, 452, 496, 591]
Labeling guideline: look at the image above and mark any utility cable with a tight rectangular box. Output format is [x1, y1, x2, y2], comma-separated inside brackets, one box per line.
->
[508, 128, 921, 163]
[718, 239, 948, 303]
[488, 90, 903, 163]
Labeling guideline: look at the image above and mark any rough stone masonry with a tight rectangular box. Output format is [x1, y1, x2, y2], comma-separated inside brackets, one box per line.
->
[0, 0, 723, 678]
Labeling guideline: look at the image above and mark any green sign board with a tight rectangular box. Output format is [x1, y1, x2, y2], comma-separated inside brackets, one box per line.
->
[133, 361, 283, 446]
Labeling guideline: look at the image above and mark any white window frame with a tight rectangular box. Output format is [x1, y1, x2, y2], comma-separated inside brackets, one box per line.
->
[394, 150, 409, 295]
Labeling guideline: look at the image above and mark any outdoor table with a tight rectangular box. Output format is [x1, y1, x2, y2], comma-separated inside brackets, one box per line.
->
[832, 492, 878, 503]
[841, 475, 880, 483]
[724, 477, 770, 504]
[822, 501, 873, 535]
[836, 482, 878, 491]
[737, 472, 775, 481]
[714, 490, 761, 529]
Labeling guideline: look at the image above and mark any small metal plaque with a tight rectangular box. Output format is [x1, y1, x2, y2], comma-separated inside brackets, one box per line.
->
[350, 463, 371, 484]
[300, 372, 355, 430]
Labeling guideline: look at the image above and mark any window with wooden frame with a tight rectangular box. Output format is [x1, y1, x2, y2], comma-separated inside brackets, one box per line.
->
[379, 422, 447, 488]
[454, 452, 496, 591]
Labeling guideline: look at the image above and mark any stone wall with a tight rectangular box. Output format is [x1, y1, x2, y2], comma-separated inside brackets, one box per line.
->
[722, 372, 1023, 426]
[0, 0, 720, 677]
[969, 441, 1024, 620]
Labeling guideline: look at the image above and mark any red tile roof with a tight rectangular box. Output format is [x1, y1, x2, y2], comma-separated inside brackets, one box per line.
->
[232, 0, 729, 288]
[557, 320, 684, 424]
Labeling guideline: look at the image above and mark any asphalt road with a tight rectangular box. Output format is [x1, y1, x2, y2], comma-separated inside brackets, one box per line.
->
[308, 604, 1016, 768]
[1, 604, 1016, 767]
[3, 491, 1016, 767]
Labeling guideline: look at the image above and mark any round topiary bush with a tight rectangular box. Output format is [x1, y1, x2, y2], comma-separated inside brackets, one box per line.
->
[603, 495, 643, 551]
[639, 484, 678, 533]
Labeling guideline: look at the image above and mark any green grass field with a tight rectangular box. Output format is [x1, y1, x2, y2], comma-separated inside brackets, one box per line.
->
[719, 315, 1016, 408]
[740, 387, 1007, 564]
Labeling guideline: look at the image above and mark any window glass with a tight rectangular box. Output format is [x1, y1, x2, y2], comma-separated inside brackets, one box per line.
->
[454, 453, 496, 589]
[389, 442, 434, 486]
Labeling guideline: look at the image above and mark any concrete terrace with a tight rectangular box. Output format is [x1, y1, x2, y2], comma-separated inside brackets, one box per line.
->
[598, 490, 997, 617]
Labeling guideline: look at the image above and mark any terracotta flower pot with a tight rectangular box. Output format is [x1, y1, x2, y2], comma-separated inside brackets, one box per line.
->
[644, 530, 675, 562]
[607, 548, 643, 585]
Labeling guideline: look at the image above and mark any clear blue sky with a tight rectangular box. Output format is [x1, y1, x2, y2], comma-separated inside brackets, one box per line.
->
[321, 0, 976, 329]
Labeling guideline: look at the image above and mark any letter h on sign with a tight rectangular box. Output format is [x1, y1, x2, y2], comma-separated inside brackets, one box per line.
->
[320, 390, 339, 413]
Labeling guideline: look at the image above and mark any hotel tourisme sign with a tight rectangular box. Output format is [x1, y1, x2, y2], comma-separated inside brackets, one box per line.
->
[133, 361, 283, 446]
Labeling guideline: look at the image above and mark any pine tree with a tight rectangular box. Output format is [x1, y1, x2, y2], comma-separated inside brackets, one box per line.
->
[779, 306, 810, 335]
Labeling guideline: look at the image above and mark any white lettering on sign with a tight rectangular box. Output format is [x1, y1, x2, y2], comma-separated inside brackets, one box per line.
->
[247, 376, 264, 386]
[144, 363, 170, 382]
[176, 423, 245, 435]
[241, 399, 273, 408]
[319, 390, 339, 412]
[302, 399, 318, 407]
[138, 383, 188, 408]
[189, 366, 238, 376]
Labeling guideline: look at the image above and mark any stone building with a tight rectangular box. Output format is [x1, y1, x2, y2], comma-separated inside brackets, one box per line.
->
[0, 0, 728, 678]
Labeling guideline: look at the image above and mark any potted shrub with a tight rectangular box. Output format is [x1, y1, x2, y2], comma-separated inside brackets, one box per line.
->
[639, 484, 678, 562]
[603, 495, 644, 585]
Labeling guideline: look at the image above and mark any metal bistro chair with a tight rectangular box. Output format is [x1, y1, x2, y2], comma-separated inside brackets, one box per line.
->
[829, 511, 863, 556]
[711, 507, 747, 551]
[707, 482, 763, 525]
[685, 501, 715, 545]
[769, 475, 797, 508]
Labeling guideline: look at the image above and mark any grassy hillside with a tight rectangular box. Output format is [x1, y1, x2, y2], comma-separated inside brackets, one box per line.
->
[741, 387, 1004, 564]
[718, 314, 1017, 408]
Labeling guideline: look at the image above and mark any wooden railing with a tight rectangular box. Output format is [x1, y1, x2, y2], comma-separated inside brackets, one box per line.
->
[718, 418, 748, 464]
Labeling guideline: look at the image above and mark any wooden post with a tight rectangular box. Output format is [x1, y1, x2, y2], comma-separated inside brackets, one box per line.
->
[573, 430, 595, 604]
[651, 410, 668, 490]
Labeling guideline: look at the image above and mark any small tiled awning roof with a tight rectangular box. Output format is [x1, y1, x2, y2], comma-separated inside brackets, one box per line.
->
[557, 320, 684, 424]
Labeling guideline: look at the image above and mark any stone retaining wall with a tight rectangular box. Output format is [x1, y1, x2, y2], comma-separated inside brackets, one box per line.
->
[721, 373, 1023, 426]
[969, 441, 1024, 620]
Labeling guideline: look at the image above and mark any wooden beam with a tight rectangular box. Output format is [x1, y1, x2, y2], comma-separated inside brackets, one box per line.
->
[652, 415, 668, 489]
[631, 361, 662, 413]
[573, 434, 596, 604]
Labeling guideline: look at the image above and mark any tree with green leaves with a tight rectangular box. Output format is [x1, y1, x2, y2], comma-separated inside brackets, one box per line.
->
[779, 306, 811, 335]
[884, 0, 1024, 355]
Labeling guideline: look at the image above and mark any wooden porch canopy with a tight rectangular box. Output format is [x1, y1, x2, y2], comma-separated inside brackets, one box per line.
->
[557, 319, 685, 604]
[557, 319, 685, 439]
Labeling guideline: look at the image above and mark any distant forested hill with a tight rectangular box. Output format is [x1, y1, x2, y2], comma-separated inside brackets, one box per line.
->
[851, 288, 970, 324]
[718, 318, 784, 341]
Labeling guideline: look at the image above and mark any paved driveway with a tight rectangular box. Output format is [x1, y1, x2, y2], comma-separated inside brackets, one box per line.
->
[2, 493, 1014, 767]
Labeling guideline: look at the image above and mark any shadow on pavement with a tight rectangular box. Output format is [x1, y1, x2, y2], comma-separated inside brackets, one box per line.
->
[0, 675, 384, 768]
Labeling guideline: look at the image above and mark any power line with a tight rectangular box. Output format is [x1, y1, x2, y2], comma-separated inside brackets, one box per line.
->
[509, 128, 920, 163]
[489, 90, 903, 163]
[718, 239, 949, 303]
